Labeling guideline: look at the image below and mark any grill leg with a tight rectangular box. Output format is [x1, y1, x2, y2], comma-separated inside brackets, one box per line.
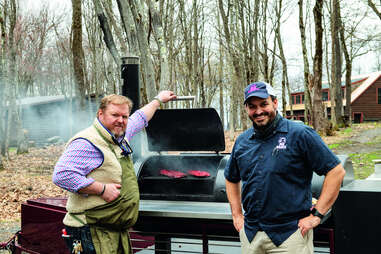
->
[155, 235, 171, 254]
[202, 233, 208, 254]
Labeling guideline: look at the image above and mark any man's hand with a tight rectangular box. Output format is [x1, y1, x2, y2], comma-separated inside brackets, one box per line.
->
[232, 213, 244, 232]
[156, 90, 177, 103]
[101, 183, 121, 202]
[298, 215, 321, 236]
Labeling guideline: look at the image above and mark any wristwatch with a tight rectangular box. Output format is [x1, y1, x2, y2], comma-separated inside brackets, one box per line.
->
[153, 96, 163, 107]
[311, 208, 324, 219]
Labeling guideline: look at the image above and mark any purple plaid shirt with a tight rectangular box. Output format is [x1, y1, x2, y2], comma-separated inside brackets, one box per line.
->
[52, 110, 147, 193]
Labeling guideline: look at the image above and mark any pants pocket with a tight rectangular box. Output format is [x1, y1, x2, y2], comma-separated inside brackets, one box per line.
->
[64, 226, 96, 254]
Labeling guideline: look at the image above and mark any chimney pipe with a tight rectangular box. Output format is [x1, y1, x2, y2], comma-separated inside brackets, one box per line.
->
[121, 56, 140, 114]
[121, 56, 143, 160]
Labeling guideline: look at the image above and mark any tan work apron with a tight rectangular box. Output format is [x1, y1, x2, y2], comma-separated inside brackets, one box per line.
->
[85, 150, 139, 254]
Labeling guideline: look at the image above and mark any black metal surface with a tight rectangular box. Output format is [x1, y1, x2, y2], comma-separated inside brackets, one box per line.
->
[145, 108, 225, 152]
[121, 56, 142, 160]
[138, 154, 227, 202]
[311, 155, 354, 198]
[121, 56, 140, 114]
[333, 180, 381, 254]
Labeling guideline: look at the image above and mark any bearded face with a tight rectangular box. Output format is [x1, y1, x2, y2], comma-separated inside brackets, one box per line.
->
[98, 103, 130, 137]
[245, 96, 278, 127]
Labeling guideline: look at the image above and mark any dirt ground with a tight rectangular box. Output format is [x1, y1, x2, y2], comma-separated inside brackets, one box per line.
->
[1, 123, 381, 246]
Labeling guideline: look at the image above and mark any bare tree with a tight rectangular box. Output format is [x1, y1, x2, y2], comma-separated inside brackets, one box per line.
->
[124, 0, 156, 101]
[367, 0, 381, 20]
[218, 0, 244, 132]
[298, 0, 312, 124]
[330, 0, 343, 128]
[146, 0, 169, 90]
[0, 2, 7, 157]
[274, 0, 293, 119]
[339, 4, 352, 126]
[71, 0, 87, 107]
[309, 0, 330, 134]
[92, 0, 121, 65]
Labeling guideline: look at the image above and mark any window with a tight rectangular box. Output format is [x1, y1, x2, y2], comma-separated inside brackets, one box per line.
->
[295, 95, 301, 104]
[302, 94, 305, 104]
[378, 88, 381, 104]
[322, 91, 329, 101]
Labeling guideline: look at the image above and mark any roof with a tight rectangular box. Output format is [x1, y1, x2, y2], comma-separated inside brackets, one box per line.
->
[18, 95, 66, 106]
[285, 71, 381, 111]
[292, 72, 373, 93]
[351, 71, 381, 103]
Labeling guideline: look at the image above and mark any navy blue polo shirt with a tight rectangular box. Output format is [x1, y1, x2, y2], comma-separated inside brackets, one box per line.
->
[224, 117, 340, 246]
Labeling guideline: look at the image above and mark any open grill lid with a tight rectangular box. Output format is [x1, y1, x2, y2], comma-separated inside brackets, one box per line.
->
[145, 108, 225, 152]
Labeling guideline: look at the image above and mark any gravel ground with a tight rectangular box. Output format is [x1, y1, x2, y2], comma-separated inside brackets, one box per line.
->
[332, 126, 381, 154]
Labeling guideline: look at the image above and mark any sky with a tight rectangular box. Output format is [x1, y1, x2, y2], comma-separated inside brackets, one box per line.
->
[20, 0, 71, 16]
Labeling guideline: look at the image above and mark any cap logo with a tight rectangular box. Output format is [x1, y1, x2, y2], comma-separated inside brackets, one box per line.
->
[248, 84, 260, 93]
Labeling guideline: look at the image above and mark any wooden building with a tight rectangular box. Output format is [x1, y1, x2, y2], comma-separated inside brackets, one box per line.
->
[285, 72, 381, 123]
[16, 95, 99, 146]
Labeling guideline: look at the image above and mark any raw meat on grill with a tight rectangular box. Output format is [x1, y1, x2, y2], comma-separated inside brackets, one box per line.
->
[188, 170, 210, 178]
[160, 169, 187, 178]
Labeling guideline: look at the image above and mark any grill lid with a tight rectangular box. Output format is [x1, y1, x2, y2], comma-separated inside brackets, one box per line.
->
[145, 108, 225, 151]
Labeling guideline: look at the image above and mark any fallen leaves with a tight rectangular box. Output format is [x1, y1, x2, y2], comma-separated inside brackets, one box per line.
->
[0, 145, 67, 222]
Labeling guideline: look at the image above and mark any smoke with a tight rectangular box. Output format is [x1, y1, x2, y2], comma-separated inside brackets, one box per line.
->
[19, 95, 98, 146]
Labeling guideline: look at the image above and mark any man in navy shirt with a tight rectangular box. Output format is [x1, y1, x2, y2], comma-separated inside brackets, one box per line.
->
[224, 81, 345, 254]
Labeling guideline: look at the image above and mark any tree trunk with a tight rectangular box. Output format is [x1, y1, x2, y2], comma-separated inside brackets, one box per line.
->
[298, 0, 312, 124]
[71, 0, 86, 108]
[104, 0, 128, 54]
[330, 0, 343, 128]
[310, 0, 329, 134]
[0, 8, 7, 156]
[115, 0, 139, 55]
[339, 4, 352, 126]
[218, 0, 244, 131]
[146, 0, 169, 90]
[92, 0, 121, 66]
[368, 0, 381, 21]
[217, 13, 225, 128]
[126, 0, 156, 101]
[275, 0, 293, 119]
[252, 0, 260, 83]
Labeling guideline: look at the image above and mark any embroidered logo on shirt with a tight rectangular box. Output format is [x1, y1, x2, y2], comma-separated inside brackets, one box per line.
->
[272, 137, 287, 157]
[276, 137, 287, 150]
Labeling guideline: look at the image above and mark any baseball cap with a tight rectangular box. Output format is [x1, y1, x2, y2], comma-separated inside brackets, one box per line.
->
[244, 81, 276, 104]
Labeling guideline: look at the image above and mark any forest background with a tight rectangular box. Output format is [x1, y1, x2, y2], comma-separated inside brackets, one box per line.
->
[0, 0, 381, 160]
[1, 0, 381, 244]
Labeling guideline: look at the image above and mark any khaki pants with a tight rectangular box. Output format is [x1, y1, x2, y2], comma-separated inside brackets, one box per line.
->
[239, 228, 313, 254]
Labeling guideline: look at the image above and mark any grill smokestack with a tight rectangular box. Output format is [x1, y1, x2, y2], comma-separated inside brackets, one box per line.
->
[121, 56, 142, 159]
[121, 56, 140, 114]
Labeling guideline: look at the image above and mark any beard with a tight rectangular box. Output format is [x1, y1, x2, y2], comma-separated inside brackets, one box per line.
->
[111, 125, 125, 138]
[250, 110, 276, 129]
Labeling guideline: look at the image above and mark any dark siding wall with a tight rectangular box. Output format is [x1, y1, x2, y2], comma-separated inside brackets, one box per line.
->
[352, 77, 381, 121]
[21, 99, 98, 146]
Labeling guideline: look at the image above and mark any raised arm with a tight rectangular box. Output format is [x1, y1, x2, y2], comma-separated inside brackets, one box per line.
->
[140, 90, 176, 121]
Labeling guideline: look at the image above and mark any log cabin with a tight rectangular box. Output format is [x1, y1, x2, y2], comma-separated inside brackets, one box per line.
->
[285, 71, 381, 123]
